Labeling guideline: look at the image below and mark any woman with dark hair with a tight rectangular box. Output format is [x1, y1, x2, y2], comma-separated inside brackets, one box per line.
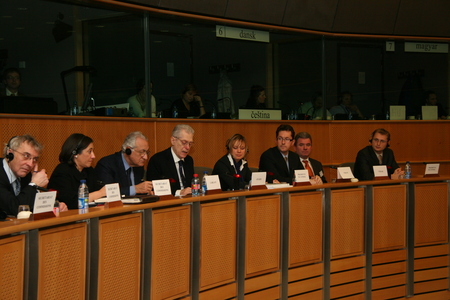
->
[171, 84, 206, 118]
[212, 134, 252, 191]
[48, 133, 106, 209]
[245, 85, 266, 109]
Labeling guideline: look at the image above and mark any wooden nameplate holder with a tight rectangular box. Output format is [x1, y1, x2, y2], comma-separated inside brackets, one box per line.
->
[373, 176, 390, 180]
[32, 211, 56, 221]
[250, 185, 267, 190]
[204, 189, 222, 195]
[104, 200, 123, 209]
[424, 174, 440, 177]
[336, 179, 351, 183]
[293, 181, 312, 186]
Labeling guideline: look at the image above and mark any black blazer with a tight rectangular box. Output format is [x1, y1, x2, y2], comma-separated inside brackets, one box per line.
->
[147, 147, 194, 195]
[48, 162, 102, 209]
[258, 147, 302, 184]
[95, 151, 145, 196]
[299, 158, 327, 183]
[0, 158, 36, 215]
[354, 145, 399, 181]
[212, 155, 252, 191]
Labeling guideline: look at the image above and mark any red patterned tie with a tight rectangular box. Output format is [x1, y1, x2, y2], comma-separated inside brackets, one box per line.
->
[303, 160, 314, 178]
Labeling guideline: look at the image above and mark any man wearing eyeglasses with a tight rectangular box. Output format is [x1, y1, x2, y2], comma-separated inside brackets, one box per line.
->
[1, 67, 24, 97]
[147, 124, 195, 196]
[354, 128, 404, 180]
[0, 135, 67, 216]
[259, 124, 302, 184]
[96, 131, 153, 196]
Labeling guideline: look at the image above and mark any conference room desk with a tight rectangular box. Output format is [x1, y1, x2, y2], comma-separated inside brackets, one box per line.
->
[0, 177, 449, 300]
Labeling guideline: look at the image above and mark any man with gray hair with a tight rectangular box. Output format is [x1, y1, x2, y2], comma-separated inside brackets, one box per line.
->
[147, 124, 194, 196]
[294, 131, 327, 184]
[0, 134, 67, 215]
[96, 131, 153, 196]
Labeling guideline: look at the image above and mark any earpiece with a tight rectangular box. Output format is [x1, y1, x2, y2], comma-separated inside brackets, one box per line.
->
[72, 136, 85, 155]
[5, 136, 17, 162]
[125, 148, 132, 155]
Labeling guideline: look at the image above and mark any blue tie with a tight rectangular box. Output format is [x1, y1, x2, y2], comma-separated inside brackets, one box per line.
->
[14, 179, 21, 196]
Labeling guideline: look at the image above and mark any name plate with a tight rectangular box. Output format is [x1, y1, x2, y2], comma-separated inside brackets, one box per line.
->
[238, 109, 282, 120]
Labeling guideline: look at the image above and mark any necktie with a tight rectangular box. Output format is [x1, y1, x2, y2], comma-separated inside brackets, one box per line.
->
[126, 168, 132, 186]
[179, 160, 186, 187]
[377, 153, 383, 164]
[13, 179, 21, 196]
[303, 160, 314, 178]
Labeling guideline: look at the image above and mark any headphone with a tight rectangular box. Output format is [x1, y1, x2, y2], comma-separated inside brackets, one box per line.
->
[124, 148, 132, 155]
[72, 135, 85, 156]
[5, 136, 17, 162]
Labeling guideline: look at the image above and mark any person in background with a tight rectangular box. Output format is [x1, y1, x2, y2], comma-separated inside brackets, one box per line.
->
[171, 84, 206, 118]
[294, 132, 326, 184]
[259, 124, 302, 184]
[1, 67, 24, 96]
[422, 90, 447, 119]
[0, 135, 67, 216]
[147, 124, 194, 196]
[212, 134, 252, 191]
[354, 128, 404, 181]
[299, 93, 331, 120]
[48, 133, 106, 209]
[96, 131, 153, 196]
[245, 85, 266, 109]
[330, 91, 364, 119]
[127, 79, 156, 117]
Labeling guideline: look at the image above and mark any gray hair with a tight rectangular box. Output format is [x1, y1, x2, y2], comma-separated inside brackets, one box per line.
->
[4, 135, 43, 157]
[121, 131, 148, 152]
[294, 132, 312, 145]
[172, 124, 195, 138]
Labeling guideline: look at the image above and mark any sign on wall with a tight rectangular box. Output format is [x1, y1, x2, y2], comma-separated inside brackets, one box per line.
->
[216, 25, 270, 43]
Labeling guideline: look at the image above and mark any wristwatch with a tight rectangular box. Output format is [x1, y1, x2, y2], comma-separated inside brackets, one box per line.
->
[28, 182, 37, 187]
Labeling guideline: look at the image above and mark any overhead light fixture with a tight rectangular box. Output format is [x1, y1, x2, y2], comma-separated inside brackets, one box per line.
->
[52, 12, 73, 43]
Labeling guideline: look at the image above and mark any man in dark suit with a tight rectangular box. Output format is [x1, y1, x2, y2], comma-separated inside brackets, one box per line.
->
[1, 67, 24, 97]
[96, 131, 153, 196]
[147, 124, 195, 196]
[294, 132, 327, 184]
[354, 128, 404, 181]
[259, 124, 302, 184]
[0, 135, 67, 215]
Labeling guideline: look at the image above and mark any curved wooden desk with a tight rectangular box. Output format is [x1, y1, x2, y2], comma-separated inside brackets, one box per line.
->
[0, 177, 448, 300]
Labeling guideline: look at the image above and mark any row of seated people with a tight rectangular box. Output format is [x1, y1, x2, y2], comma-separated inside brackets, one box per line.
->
[0, 125, 403, 216]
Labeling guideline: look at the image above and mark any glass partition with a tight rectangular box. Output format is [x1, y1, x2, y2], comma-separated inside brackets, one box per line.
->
[0, 0, 448, 119]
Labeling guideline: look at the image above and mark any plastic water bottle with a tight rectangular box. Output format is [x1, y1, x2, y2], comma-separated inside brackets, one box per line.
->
[72, 101, 78, 115]
[201, 171, 208, 194]
[78, 179, 89, 209]
[128, 106, 136, 117]
[386, 109, 390, 120]
[404, 161, 411, 179]
[211, 107, 216, 119]
[191, 173, 200, 196]
[172, 105, 178, 118]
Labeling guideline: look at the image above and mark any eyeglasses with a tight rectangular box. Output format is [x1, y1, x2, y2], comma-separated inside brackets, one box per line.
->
[175, 137, 194, 147]
[132, 148, 150, 157]
[372, 138, 387, 144]
[13, 149, 39, 163]
[277, 137, 293, 142]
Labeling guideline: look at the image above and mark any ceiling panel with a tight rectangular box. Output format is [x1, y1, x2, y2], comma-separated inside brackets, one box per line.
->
[282, 0, 338, 32]
[225, 0, 288, 25]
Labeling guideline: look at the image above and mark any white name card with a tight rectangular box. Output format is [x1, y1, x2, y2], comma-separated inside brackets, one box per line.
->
[294, 170, 310, 183]
[373, 165, 388, 178]
[422, 106, 438, 120]
[153, 179, 172, 196]
[425, 163, 440, 175]
[238, 109, 282, 120]
[34, 191, 57, 214]
[106, 183, 121, 201]
[337, 167, 354, 179]
[251, 172, 267, 186]
[390, 105, 405, 120]
[206, 175, 221, 191]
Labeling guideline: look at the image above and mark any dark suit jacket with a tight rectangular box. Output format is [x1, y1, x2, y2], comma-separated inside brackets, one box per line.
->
[299, 158, 327, 183]
[258, 147, 302, 184]
[147, 147, 194, 195]
[212, 155, 252, 191]
[0, 158, 36, 215]
[354, 145, 399, 181]
[95, 151, 145, 196]
[48, 162, 102, 209]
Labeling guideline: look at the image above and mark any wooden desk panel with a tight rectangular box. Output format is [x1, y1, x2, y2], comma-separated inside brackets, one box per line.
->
[0, 235, 25, 300]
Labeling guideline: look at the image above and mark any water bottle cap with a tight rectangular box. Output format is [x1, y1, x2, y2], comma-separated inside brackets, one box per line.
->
[80, 179, 86, 183]
[193, 173, 198, 177]
[203, 171, 208, 174]
[406, 161, 410, 163]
